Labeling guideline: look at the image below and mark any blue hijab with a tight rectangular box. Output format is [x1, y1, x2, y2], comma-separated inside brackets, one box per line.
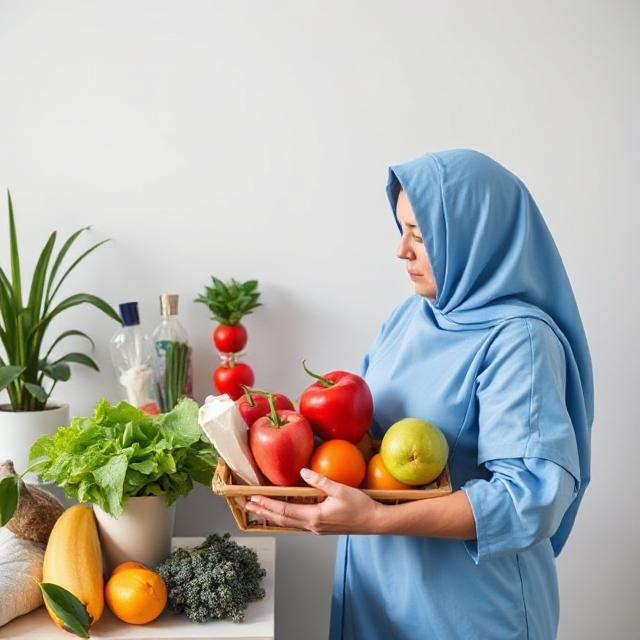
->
[385, 149, 593, 555]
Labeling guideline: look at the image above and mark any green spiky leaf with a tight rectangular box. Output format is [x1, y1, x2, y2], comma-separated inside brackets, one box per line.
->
[194, 276, 262, 325]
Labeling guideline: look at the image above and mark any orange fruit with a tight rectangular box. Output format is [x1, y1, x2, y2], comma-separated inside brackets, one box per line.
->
[105, 567, 168, 625]
[111, 561, 147, 576]
[364, 453, 411, 490]
[310, 439, 366, 487]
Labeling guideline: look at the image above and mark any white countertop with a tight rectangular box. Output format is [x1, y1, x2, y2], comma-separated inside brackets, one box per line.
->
[0, 536, 275, 640]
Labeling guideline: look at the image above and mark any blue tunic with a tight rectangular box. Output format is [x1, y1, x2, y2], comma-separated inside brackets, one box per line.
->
[329, 151, 593, 640]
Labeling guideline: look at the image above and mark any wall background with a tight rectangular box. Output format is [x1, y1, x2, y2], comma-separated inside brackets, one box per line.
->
[1, 1, 637, 638]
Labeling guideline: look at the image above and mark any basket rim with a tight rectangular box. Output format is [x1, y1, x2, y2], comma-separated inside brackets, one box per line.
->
[212, 456, 453, 500]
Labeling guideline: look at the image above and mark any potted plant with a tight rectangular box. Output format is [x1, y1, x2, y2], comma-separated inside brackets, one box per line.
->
[0, 191, 121, 476]
[26, 397, 217, 573]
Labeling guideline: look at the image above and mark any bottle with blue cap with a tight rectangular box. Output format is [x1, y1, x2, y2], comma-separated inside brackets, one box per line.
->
[109, 301, 161, 414]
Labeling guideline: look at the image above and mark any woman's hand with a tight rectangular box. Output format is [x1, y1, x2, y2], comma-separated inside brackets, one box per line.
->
[245, 468, 386, 535]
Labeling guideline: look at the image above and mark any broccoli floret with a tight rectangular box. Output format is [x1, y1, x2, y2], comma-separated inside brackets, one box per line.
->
[156, 533, 266, 623]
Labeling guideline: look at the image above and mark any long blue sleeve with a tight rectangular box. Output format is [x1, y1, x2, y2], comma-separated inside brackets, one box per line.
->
[462, 457, 577, 563]
[460, 317, 581, 564]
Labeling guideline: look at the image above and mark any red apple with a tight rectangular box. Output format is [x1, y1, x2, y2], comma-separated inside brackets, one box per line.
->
[249, 399, 314, 486]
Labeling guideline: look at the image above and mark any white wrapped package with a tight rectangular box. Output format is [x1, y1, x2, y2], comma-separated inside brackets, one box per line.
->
[0, 528, 45, 627]
[198, 394, 264, 485]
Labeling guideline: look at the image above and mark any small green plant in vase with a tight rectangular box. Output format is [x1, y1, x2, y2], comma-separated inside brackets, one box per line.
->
[195, 277, 261, 400]
[0, 191, 120, 409]
[0, 191, 121, 475]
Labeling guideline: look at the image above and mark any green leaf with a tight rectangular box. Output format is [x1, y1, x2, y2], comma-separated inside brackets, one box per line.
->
[46, 239, 111, 308]
[7, 191, 22, 308]
[0, 475, 20, 526]
[27, 231, 57, 320]
[44, 226, 89, 305]
[43, 362, 71, 381]
[28, 293, 121, 342]
[38, 582, 92, 638]
[0, 365, 25, 390]
[45, 330, 95, 361]
[47, 292, 121, 324]
[53, 352, 99, 372]
[24, 382, 47, 403]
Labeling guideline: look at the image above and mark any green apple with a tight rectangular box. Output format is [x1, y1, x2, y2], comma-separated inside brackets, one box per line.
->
[379, 418, 448, 485]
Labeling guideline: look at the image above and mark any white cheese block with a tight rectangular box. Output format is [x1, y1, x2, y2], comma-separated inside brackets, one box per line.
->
[198, 394, 264, 485]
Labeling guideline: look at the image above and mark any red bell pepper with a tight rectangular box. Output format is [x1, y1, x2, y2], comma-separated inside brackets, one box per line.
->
[299, 360, 373, 444]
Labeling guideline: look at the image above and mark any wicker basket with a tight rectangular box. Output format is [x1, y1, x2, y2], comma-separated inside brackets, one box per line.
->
[212, 442, 453, 533]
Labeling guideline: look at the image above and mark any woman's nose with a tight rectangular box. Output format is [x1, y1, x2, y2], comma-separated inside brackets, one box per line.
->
[396, 237, 415, 260]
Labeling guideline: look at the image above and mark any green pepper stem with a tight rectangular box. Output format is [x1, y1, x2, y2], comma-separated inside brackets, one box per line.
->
[265, 392, 283, 427]
[240, 385, 256, 407]
[301, 359, 333, 388]
[244, 388, 284, 427]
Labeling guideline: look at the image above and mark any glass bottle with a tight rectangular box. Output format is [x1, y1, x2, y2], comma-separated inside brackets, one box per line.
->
[109, 302, 161, 413]
[152, 294, 193, 412]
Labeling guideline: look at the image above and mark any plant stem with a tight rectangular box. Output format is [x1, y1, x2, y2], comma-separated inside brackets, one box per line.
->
[240, 385, 256, 406]
[301, 359, 333, 388]
[265, 392, 283, 428]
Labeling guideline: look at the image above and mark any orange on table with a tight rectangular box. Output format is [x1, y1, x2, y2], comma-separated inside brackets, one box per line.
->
[364, 453, 411, 490]
[310, 439, 366, 487]
[111, 561, 147, 576]
[105, 567, 168, 625]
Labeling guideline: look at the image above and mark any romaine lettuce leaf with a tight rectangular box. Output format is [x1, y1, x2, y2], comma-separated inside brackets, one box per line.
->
[28, 398, 217, 517]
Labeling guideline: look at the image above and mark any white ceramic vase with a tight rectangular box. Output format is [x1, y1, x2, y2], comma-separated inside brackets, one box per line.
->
[0, 403, 69, 481]
[93, 495, 176, 575]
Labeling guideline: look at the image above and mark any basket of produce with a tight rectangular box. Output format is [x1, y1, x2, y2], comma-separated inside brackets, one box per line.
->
[201, 361, 453, 533]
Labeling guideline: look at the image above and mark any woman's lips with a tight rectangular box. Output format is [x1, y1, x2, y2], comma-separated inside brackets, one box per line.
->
[409, 272, 423, 280]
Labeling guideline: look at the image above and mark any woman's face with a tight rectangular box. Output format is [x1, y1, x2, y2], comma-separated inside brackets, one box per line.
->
[395, 190, 437, 299]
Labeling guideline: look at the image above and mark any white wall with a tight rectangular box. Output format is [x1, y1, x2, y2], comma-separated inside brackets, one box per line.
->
[1, 1, 637, 638]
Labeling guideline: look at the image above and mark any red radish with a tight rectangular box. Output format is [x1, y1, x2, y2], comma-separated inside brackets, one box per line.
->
[213, 323, 248, 354]
[249, 393, 314, 486]
[213, 359, 254, 400]
[236, 386, 295, 428]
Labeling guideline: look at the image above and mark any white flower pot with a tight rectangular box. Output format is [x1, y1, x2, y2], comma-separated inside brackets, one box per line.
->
[0, 403, 69, 481]
[93, 496, 176, 575]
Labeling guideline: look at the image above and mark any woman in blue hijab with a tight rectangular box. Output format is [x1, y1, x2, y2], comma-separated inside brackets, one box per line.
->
[246, 149, 594, 639]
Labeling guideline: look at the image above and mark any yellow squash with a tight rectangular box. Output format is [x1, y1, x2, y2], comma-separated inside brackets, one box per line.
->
[42, 504, 104, 627]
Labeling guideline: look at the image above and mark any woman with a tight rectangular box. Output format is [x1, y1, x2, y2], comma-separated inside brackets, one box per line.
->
[245, 149, 593, 639]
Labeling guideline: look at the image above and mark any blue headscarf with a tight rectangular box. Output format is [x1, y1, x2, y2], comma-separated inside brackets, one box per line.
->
[386, 149, 593, 555]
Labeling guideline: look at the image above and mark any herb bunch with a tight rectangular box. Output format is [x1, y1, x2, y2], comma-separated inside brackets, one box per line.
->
[195, 277, 261, 326]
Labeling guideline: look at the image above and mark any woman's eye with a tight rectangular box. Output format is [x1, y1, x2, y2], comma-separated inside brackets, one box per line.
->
[412, 235, 423, 243]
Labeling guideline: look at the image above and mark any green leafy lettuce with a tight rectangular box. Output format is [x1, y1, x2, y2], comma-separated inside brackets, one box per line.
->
[28, 398, 217, 517]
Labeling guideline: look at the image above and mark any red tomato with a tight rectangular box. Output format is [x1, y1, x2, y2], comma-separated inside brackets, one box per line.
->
[236, 391, 295, 428]
[309, 439, 366, 487]
[213, 324, 248, 353]
[249, 410, 314, 486]
[213, 362, 254, 400]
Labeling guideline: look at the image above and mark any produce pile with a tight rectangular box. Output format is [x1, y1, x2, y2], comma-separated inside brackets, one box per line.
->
[200, 360, 449, 495]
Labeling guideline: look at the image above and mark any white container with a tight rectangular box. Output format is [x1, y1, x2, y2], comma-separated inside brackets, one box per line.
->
[93, 495, 176, 574]
[0, 403, 69, 481]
